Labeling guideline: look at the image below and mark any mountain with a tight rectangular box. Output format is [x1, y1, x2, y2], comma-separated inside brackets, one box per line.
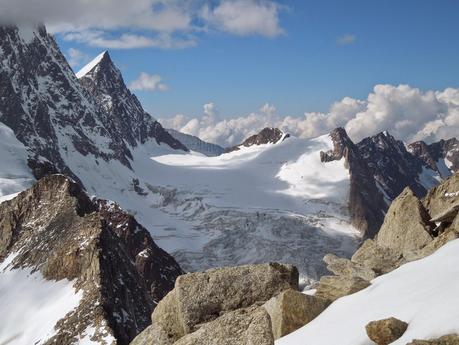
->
[0, 174, 183, 345]
[226, 127, 289, 152]
[166, 128, 225, 156]
[77, 51, 187, 152]
[0, 25, 187, 184]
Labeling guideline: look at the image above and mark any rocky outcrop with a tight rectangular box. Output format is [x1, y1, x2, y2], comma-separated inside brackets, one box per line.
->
[376, 187, 435, 259]
[409, 138, 459, 176]
[0, 175, 183, 344]
[365, 317, 408, 345]
[131, 263, 303, 345]
[407, 335, 459, 345]
[174, 306, 274, 345]
[262, 289, 329, 339]
[226, 127, 288, 153]
[316, 173, 459, 302]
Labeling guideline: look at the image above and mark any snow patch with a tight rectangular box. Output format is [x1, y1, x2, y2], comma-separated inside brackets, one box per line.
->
[0, 253, 82, 345]
[76, 51, 107, 79]
[277, 239, 459, 345]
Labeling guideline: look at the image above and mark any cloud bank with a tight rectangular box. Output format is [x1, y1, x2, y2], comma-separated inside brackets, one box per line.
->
[159, 84, 459, 147]
[0, 0, 285, 49]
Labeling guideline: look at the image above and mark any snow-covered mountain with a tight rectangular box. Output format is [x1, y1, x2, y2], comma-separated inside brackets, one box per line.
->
[166, 128, 225, 156]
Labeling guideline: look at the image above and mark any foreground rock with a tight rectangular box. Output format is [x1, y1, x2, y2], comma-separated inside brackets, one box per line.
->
[376, 187, 435, 259]
[365, 317, 408, 345]
[175, 306, 273, 345]
[0, 175, 183, 344]
[407, 335, 459, 344]
[315, 173, 459, 302]
[130, 263, 331, 345]
[263, 289, 329, 339]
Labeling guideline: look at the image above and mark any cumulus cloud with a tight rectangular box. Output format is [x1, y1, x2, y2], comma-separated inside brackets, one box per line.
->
[160, 84, 459, 147]
[129, 73, 168, 92]
[202, 0, 284, 37]
[0, 0, 285, 49]
[337, 34, 356, 46]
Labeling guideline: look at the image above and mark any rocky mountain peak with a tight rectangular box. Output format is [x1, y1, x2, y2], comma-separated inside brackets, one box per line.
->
[226, 127, 288, 152]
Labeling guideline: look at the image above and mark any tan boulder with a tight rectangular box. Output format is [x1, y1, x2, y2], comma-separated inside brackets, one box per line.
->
[315, 275, 370, 301]
[407, 334, 459, 345]
[324, 253, 376, 281]
[365, 317, 408, 345]
[173, 307, 274, 345]
[376, 187, 434, 258]
[151, 263, 298, 343]
[262, 289, 329, 339]
[351, 239, 404, 275]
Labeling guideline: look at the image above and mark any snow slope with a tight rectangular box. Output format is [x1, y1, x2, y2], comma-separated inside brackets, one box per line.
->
[60, 134, 359, 284]
[0, 253, 82, 345]
[75, 51, 107, 78]
[277, 239, 459, 345]
[0, 123, 34, 200]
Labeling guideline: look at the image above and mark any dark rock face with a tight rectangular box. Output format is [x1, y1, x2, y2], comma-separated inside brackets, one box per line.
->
[321, 128, 457, 238]
[0, 175, 183, 344]
[78, 51, 187, 152]
[226, 127, 288, 152]
[409, 138, 459, 176]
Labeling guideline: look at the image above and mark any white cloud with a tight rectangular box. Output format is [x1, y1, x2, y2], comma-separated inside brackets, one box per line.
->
[66, 48, 89, 68]
[159, 85, 459, 147]
[202, 0, 284, 37]
[129, 73, 168, 92]
[337, 34, 356, 46]
[0, 0, 285, 49]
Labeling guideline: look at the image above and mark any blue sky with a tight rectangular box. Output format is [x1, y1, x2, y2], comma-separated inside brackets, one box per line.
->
[53, 0, 459, 119]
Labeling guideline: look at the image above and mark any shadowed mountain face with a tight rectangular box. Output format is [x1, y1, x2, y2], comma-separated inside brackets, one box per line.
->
[321, 128, 458, 238]
[0, 175, 183, 345]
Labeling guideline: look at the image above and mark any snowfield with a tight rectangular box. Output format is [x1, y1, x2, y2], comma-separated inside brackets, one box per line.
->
[58, 134, 359, 284]
[0, 123, 35, 200]
[0, 253, 82, 345]
[277, 238, 459, 345]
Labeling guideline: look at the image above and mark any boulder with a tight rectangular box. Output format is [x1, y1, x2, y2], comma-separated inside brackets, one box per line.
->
[351, 239, 404, 275]
[262, 289, 329, 339]
[423, 173, 459, 217]
[151, 263, 298, 343]
[324, 253, 376, 281]
[315, 275, 370, 301]
[174, 307, 274, 345]
[376, 187, 434, 258]
[365, 317, 408, 345]
[407, 334, 459, 345]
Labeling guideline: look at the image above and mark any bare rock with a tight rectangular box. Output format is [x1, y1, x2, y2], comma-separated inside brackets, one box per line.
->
[407, 334, 459, 344]
[174, 307, 274, 345]
[151, 263, 298, 343]
[315, 275, 370, 301]
[423, 173, 459, 217]
[365, 317, 408, 345]
[351, 239, 404, 275]
[262, 289, 329, 339]
[324, 253, 376, 281]
[376, 187, 434, 258]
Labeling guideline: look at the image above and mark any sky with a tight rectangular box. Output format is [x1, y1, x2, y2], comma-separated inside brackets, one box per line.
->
[1, 0, 459, 146]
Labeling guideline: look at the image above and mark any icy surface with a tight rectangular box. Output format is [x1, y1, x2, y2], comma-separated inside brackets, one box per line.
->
[0, 253, 82, 345]
[277, 239, 459, 345]
[76, 51, 107, 78]
[62, 134, 359, 284]
[0, 123, 35, 197]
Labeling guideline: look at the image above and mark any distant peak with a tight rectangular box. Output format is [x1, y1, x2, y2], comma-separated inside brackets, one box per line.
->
[75, 50, 110, 79]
